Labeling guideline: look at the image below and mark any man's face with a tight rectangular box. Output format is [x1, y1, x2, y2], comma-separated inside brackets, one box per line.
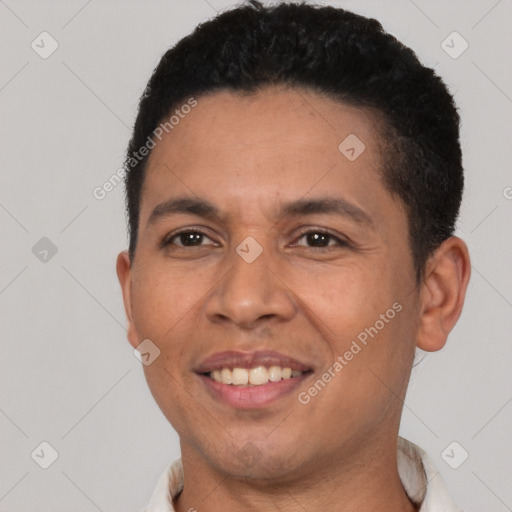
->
[118, 86, 422, 481]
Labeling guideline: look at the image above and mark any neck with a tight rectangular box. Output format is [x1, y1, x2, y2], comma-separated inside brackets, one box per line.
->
[173, 436, 418, 512]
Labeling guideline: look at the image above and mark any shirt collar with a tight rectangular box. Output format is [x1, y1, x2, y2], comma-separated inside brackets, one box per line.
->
[142, 436, 461, 512]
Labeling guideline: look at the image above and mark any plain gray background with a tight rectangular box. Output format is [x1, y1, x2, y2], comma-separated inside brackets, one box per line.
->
[1, 0, 511, 510]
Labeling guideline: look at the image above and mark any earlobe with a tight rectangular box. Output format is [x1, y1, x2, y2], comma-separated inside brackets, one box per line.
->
[116, 250, 139, 349]
[416, 237, 471, 352]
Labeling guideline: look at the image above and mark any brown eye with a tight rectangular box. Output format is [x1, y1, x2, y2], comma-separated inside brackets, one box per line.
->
[294, 229, 349, 249]
[163, 230, 215, 248]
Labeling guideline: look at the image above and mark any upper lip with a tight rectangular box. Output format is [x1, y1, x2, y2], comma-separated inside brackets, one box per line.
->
[194, 350, 314, 374]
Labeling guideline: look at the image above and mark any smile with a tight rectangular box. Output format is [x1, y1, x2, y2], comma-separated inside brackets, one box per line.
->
[208, 365, 305, 386]
[194, 349, 314, 408]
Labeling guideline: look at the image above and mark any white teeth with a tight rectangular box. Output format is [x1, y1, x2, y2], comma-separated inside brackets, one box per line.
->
[209, 365, 304, 386]
[249, 366, 268, 385]
[232, 368, 249, 385]
[220, 368, 232, 385]
[268, 365, 282, 381]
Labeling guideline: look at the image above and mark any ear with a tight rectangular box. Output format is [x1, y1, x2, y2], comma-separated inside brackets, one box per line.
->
[116, 250, 139, 350]
[416, 236, 471, 352]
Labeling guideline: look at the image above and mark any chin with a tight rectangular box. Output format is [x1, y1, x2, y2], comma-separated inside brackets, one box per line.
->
[205, 439, 308, 484]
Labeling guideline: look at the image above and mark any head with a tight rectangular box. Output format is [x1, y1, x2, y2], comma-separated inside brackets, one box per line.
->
[117, 0, 470, 484]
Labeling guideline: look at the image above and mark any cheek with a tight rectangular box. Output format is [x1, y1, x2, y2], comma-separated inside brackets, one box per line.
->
[131, 263, 212, 340]
[142, 359, 201, 437]
[298, 308, 416, 438]
[293, 260, 415, 395]
[287, 261, 397, 345]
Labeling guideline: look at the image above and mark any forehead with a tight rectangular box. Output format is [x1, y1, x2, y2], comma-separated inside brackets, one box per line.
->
[139, 86, 397, 227]
[152, 86, 384, 158]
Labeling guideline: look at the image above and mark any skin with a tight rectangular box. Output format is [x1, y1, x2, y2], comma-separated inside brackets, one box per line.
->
[117, 85, 471, 512]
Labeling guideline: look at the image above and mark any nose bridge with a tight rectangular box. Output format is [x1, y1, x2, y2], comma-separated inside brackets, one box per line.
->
[205, 239, 295, 328]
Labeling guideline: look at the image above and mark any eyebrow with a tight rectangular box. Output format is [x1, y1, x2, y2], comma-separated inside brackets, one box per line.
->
[281, 197, 373, 225]
[146, 196, 373, 228]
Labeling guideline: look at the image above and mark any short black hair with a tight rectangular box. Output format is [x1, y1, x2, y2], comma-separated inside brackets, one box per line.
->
[123, 0, 463, 282]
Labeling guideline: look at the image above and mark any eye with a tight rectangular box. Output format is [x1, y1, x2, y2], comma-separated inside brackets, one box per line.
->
[161, 228, 349, 251]
[162, 229, 217, 248]
[292, 228, 349, 249]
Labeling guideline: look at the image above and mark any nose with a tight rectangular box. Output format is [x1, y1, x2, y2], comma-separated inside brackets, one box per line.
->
[204, 244, 297, 330]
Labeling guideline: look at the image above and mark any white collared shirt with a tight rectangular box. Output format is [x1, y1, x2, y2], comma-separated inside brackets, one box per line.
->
[142, 437, 462, 512]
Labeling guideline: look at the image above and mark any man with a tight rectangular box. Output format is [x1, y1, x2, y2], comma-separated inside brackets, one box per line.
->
[116, 1, 471, 510]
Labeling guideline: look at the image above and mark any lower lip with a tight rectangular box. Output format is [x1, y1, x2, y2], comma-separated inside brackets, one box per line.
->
[198, 373, 311, 409]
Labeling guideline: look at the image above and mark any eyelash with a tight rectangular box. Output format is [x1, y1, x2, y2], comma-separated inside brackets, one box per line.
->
[161, 227, 350, 251]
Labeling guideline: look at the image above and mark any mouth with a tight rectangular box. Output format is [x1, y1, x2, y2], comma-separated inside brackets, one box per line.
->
[195, 350, 314, 408]
[203, 365, 309, 386]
